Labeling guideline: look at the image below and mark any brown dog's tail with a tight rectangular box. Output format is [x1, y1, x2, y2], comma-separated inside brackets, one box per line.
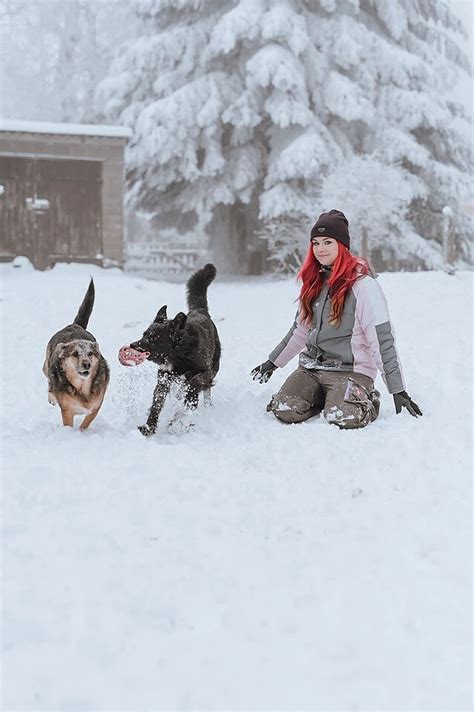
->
[73, 278, 95, 328]
[186, 263, 216, 313]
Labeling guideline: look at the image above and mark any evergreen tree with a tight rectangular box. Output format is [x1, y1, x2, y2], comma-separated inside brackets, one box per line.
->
[96, 0, 472, 272]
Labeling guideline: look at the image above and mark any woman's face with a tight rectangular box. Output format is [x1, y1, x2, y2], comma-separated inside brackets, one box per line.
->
[311, 236, 339, 266]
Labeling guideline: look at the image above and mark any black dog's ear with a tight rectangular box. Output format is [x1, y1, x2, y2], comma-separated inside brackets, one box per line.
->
[170, 312, 187, 345]
[154, 305, 168, 323]
[172, 312, 187, 331]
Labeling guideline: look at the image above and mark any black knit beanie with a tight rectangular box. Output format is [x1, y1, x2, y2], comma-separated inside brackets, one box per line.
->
[310, 209, 351, 249]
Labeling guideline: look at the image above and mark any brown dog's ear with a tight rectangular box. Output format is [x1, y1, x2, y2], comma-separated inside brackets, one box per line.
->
[54, 342, 67, 358]
[154, 305, 167, 323]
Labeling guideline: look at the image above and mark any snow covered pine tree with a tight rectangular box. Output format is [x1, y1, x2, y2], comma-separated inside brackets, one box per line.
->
[96, 0, 472, 272]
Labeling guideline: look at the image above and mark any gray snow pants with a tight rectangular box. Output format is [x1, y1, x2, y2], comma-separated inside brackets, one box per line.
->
[268, 367, 380, 429]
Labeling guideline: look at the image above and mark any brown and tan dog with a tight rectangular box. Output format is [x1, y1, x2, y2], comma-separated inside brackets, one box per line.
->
[43, 279, 109, 430]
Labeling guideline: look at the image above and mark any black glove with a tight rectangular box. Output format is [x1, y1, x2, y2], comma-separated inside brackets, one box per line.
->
[251, 360, 277, 384]
[393, 390, 423, 417]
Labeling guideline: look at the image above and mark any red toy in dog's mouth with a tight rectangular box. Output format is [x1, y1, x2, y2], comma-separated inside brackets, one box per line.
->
[118, 345, 150, 367]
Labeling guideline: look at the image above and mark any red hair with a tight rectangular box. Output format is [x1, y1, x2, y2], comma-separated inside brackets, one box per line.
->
[298, 242, 370, 326]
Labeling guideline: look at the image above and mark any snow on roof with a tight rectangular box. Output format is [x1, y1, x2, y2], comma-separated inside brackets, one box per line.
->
[0, 119, 133, 139]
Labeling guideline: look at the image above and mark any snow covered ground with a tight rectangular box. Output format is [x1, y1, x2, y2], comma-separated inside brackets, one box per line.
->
[1, 262, 472, 711]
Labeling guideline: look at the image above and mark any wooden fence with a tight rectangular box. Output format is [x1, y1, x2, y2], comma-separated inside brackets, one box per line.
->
[125, 243, 210, 280]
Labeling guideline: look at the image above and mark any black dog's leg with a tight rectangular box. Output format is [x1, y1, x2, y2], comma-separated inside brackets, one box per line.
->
[138, 373, 172, 436]
[183, 371, 212, 410]
[183, 383, 199, 410]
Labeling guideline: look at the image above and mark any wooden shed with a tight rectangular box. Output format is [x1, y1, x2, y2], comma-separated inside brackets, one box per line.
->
[0, 120, 132, 270]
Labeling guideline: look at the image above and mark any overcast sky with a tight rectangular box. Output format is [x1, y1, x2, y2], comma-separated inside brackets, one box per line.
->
[448, 0, 473, 114]
[450, 0, 473, 53]
[449, 0, 473, 59]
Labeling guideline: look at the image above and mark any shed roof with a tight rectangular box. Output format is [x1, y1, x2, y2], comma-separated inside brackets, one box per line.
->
[0, 119, 133, 139]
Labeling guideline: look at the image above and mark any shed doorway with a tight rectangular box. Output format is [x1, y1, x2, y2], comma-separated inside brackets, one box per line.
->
[0, 155, 102, 269]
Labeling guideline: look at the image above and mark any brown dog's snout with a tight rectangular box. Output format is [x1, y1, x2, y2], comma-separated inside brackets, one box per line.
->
[82, 360, 91, 370]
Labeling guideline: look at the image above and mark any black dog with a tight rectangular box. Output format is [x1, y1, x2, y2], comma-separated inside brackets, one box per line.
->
[130, 263, 221, 436]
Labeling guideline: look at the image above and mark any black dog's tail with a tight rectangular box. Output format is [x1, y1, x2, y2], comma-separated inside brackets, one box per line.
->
[73, 278, 95, 328]
[186, 263, 217, 313]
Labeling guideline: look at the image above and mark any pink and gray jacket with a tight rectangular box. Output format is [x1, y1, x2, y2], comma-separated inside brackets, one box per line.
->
[268, 275, 406, 394]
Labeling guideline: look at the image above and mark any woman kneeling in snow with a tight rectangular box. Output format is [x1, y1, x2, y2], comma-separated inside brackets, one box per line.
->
[251, 209, 422, 429]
